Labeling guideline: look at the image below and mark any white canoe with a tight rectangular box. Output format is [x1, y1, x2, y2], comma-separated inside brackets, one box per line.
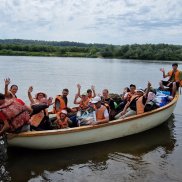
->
[8, 94, 179, 150]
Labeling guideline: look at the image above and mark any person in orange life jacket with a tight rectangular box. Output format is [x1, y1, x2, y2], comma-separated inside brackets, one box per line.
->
[4, 78, 18, 99]
[120, 84, 137, 108]
[56, 110, 72, 129]
[115, 82, 151, 119]
[91, 96, 109, 125]
[101, 89, 115, 120]
[50, 88, 69, 114]
[74, 92, 90, 111]
[27, 86, 51, 131]
[76, 84, 96, 99]
[159, 63, 181, 97]
[0, 93, 53, 135]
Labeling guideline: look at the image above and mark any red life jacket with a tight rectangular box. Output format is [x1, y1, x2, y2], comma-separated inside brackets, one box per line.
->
[0, 99, 30, 132]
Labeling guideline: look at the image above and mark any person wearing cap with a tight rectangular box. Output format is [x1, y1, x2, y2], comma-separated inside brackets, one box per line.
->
[76, 84, 96, 99]
[91, 96, 109, 124]
[56, 110, 72, 129]
[160, 63, 182, 97]
[115, 82, 151, 119]
[74, 91, 90, 111]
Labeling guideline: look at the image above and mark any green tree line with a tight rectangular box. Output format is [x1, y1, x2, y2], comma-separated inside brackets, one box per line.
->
[0, 39, 181, 61]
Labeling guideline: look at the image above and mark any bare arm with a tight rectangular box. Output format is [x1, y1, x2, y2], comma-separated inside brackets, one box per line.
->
[160, 68, 169, 78]
[121, 101, 130, 115]
[4, 78, 11, 98]
[77, 84, 81, 98]
[28, 86, 35, 105]
[91, 85, 96, 97]
[74, 94, 81, 105]
[96, 117, 109, 125]
[144, 81, 152, 98]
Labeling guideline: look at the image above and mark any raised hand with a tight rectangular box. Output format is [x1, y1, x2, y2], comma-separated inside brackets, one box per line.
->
[91, 85, 95, 90]
[77, 84, 81, 89]
[148, 81, 152, 87]
[28, 86, 33, 93]
[4, 78, 10, 86]
[160, 68, 165, 73]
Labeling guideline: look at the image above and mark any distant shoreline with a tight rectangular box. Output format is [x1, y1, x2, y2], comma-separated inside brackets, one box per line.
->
[0, 39, 182, 61]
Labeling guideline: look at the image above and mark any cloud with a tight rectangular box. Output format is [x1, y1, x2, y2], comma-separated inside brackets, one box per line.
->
[0, 0, 181, 44]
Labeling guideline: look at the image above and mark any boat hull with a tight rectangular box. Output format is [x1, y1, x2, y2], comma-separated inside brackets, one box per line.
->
[8, 95, 178, 149]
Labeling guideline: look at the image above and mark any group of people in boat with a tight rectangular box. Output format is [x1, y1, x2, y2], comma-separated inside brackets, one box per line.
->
[0, 63, 181, 136]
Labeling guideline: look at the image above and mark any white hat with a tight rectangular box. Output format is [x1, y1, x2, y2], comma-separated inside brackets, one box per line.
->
[91, 96, 101, 103]
[136, 88, 145, 94]
[61, 110, 67, 115]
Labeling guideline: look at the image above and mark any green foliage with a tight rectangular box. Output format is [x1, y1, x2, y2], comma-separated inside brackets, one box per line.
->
[0, 39, 181, 61]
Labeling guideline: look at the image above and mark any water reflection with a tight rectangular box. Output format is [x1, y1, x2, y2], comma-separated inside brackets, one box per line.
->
[4, 115, 176, 182]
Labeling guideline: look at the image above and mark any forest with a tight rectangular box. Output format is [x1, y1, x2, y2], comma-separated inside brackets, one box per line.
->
[0, 39, 181, 61]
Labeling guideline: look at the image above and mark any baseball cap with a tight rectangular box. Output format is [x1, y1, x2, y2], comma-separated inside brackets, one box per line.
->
[91, 96, 101, 103]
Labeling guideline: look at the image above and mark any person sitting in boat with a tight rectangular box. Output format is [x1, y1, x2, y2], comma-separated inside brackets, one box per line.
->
[74, 92, 90, 111]
[159, 63, 182, 97]
[144, 90, 159, 112]
[27, 86, 52, 131]
[0, 93, 53, 135]
[115, 82, 151, 119]
[116, 84, 136, 112]
[91, 96, 109, 125]
[4, 78, 18, 99]
[101, 89, 116, 120]
[50, 88, 70, 115]
[55, 110, 72, 129]
[76, 84, 96, 99]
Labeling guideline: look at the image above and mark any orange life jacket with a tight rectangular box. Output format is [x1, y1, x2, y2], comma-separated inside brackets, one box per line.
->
[58, 117, 69, 128]
[30, 109, 48, 127]
[96, 105, 107, 121]
[53, 95, 66, 114]
[79, 98, 90, 110]
[168, 69, 182, 86]
[0, 99, 30, 131]
[129, 95, 145, 115]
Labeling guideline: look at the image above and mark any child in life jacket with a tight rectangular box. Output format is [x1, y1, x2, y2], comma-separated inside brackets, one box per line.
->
[56, 110, 72, 129]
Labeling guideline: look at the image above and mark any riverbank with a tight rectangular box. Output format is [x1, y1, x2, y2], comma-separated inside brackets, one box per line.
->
[0, 39, 182, 61]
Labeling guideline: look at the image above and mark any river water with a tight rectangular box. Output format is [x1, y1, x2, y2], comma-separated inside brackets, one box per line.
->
[0, 56, 182, 182]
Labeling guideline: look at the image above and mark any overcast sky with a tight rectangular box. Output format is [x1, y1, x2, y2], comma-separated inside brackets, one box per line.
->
[0, 0, 182, 45]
